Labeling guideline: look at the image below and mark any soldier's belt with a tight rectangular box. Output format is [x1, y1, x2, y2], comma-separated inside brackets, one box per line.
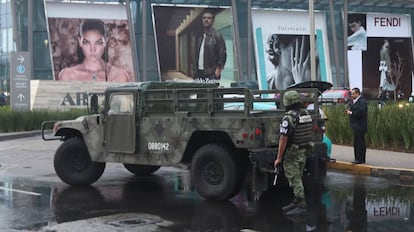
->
[290, 143, 309, 149]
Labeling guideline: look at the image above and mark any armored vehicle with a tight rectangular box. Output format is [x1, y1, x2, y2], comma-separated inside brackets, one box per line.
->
[42, 81, 328, 200]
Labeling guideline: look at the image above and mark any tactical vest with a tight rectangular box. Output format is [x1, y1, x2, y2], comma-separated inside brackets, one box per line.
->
[286, 109, 313, 146]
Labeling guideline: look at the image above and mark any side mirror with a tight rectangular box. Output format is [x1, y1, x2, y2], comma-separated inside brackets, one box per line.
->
[90, 94, 99, 114]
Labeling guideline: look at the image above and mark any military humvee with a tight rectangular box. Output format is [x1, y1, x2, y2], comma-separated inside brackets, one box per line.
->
[42, 81, 328, 201]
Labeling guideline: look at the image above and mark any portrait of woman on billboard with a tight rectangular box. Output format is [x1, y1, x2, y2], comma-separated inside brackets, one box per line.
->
[56, 19, 131, 82]
[265, 34, 317, 90]
[46, 2, 135, 82]
[252, 9, 331, 90]
[363, 37, 413, 99]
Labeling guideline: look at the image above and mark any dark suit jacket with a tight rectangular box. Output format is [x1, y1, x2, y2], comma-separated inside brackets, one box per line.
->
[349, 96, 368, 132]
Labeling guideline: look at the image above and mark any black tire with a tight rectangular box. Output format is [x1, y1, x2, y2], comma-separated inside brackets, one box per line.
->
[191, 144, 242, 201]
[123, 164, 161, 176]
[54, 138, 105, 186]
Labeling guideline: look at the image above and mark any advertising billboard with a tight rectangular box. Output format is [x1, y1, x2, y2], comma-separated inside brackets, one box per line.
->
[252, 9, 332, 90]
[45, 1, 135, 82]
[347, 13, 413, 99]
[152, 5, 235, 86]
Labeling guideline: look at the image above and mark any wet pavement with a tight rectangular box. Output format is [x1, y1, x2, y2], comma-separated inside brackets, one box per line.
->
[0, 135, 414, 231]
[1, 167, 414, 231]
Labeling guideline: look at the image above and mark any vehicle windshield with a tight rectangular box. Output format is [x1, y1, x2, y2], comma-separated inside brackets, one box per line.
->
[320, 91, 345, 98]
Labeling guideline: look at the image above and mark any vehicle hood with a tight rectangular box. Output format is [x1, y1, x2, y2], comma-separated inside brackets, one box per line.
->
[286, 81, 333, 95]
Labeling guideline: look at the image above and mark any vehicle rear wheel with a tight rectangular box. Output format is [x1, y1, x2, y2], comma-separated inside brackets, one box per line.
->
[54, 138, 105, 186]
[191, 144, 242, 201]
[123, 164, 161, 176]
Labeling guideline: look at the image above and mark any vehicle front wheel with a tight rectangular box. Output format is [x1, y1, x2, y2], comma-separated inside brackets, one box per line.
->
[123, 164, 160, 176]
[191, 144, 241, 201]
[54, 138, 105, 185]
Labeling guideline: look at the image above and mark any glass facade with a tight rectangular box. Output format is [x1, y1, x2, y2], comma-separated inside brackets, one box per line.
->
[0, 0, 14, 91]
[0, 0, 413, 92]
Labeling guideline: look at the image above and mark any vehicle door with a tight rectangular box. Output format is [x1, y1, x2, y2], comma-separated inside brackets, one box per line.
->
[104, 92, 136, 153]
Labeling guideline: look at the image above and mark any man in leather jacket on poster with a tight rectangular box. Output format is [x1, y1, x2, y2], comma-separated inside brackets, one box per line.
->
[193, 10, 227, 81]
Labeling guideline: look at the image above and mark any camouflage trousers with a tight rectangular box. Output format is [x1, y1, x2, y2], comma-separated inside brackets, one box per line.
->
[283, 147, 307, 200]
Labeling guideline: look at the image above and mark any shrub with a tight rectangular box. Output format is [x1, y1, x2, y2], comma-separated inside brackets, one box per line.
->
[1, 102, 413, 152]
[324, 102, 414, 152]
[0, 107, 87, 132]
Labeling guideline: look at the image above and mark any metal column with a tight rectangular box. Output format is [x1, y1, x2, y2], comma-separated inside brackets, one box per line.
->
[142, 0, 147, 81]
[329, 0, 340, 87]
[343, 0, 349, 88]
[247, 0, 252, 81]
[125, 0, 141, 81]
[309, 0, 316, 81]
[231, 0, 242, 82]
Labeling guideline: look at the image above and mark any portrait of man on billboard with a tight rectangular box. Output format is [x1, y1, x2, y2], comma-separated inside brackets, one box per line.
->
[46, 2, 135, 82]
[152, 5, 235, 86]
[347, 14, 367, 51]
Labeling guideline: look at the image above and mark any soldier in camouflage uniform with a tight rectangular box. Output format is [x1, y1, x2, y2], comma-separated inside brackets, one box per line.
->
[274, 90, 313, 216]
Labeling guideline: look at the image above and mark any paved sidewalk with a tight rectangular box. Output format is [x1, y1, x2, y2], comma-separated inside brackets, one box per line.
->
[328, 144, 414, 182]
[0, 130, 41, 141]
[1, 131, 413, 182]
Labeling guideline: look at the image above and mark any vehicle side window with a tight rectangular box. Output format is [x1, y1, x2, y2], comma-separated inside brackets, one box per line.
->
[108, 94, 134, 114]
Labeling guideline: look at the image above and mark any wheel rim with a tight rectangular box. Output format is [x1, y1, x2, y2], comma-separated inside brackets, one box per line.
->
[202, 161, 224, 185]
[69, 152, 89, 171]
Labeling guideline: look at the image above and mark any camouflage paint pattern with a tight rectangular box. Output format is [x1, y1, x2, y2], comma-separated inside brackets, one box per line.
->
[137, 115, 268, 165]
[49, 82, 323, 168]
[283, 146, 307, 200]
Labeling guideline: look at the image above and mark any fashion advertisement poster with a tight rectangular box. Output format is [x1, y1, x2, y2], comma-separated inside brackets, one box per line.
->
[252, 9, 331, 90]
[45, 1, 135, 82]
[152, 5, 235, 86]
[347, 13, 413, 99]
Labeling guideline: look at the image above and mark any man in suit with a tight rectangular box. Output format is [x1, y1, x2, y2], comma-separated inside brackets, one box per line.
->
[346, 88, 368, 164]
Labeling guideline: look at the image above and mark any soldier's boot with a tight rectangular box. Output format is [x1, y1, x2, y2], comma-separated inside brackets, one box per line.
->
[282, 200, 297, 213]
[285, 199, 306, 216]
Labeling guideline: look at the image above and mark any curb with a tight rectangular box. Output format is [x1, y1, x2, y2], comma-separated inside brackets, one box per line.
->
[327, 161, 414, 182]
[0, 130, 41, 141]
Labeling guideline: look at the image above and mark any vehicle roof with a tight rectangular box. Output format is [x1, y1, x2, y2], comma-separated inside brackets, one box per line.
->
[106, 81, 219, 92]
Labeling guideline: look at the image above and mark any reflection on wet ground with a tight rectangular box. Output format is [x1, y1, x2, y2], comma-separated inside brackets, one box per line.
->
[1, 170, 414, 231]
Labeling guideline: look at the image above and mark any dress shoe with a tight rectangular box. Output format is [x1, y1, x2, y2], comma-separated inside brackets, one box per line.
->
[351, 161, 362, 164]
